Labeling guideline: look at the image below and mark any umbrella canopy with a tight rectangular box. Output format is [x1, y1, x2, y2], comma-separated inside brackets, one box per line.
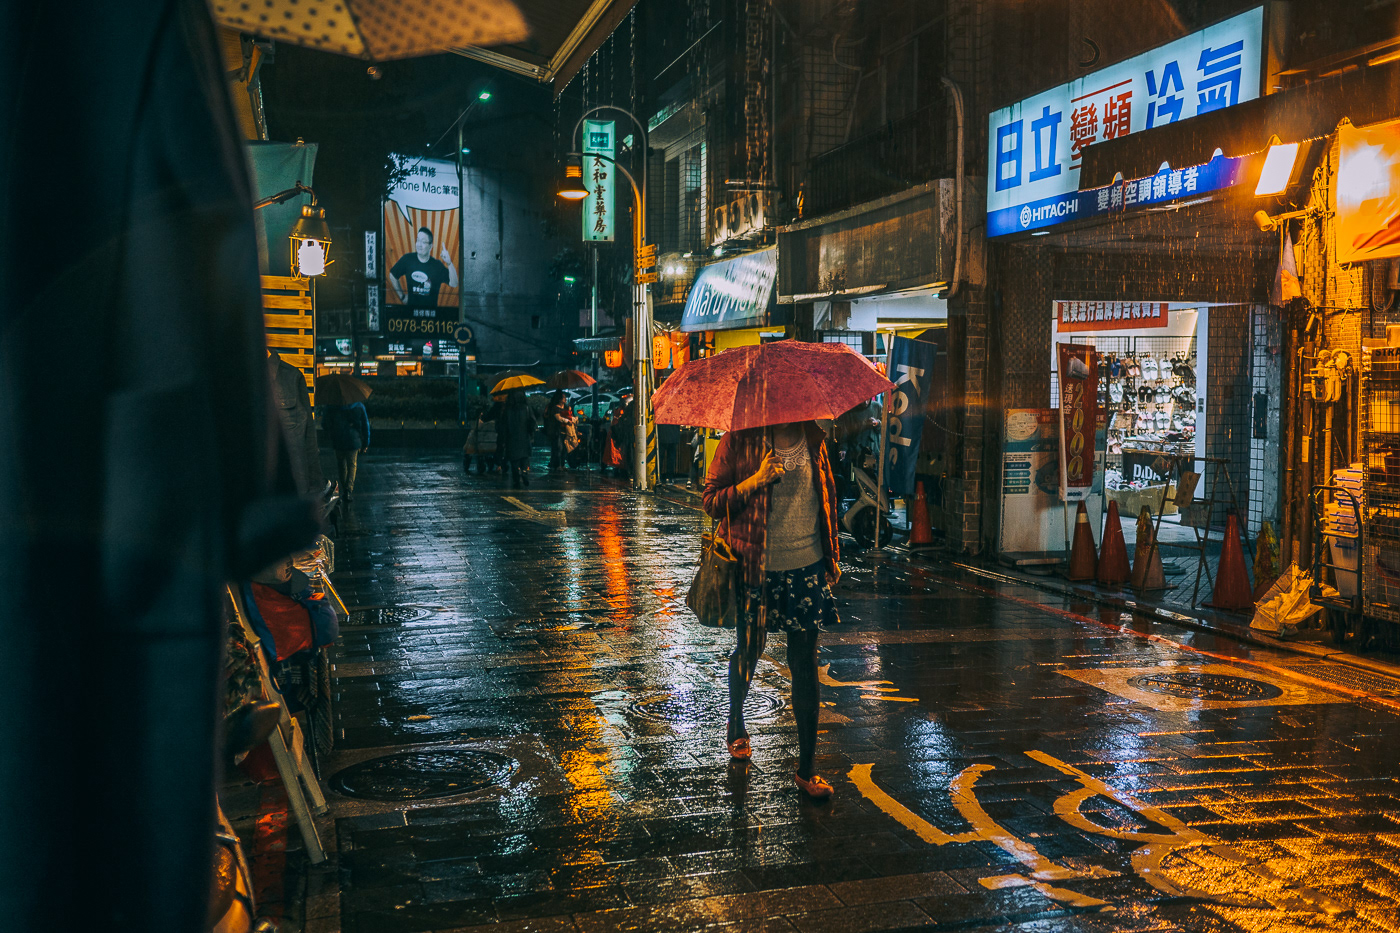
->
[653, 341, 895, 432]
[212, 0, 529, 61]
[491, 374, 545, 394]
[547, 369, 596, 389]
[316, 374, 372, 406]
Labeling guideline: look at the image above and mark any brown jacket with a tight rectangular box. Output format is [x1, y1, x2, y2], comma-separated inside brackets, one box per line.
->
[701, 424, 841, 586]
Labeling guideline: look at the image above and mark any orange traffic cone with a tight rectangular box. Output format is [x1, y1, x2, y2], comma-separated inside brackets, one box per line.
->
[908, 480, 934, 547]
[1096, 500, 1131, 586]
[1207, 512, 1253, 612]
[1131, 506, 1167, 592]
[1067, 501, 1098, 581]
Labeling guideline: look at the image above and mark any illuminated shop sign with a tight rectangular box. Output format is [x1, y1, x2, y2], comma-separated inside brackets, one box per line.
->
[987, 151, 1252, 238]
[987, 6, 1263, 236]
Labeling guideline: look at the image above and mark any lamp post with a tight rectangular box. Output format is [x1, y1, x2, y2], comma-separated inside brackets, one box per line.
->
[559, 104, 655, 490]
[558, 149, 654, 489]
[254, 181, 332, 278]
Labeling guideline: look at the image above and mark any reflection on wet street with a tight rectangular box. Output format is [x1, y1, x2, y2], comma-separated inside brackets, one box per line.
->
[322, 452, 1400, 933]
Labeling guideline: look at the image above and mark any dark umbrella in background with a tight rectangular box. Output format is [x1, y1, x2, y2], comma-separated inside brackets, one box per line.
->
[316, 373, 373, 407]
[547, 369, 597, 389]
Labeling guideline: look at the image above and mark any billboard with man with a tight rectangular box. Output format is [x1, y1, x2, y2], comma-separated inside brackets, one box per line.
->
[381, 156, 461, 352]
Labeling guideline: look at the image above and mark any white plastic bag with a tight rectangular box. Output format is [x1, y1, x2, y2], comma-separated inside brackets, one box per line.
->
[1250, 563, 1320, 638]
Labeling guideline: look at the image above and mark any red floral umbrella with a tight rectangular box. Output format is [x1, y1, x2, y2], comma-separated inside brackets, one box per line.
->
[653, 341, 894, 432]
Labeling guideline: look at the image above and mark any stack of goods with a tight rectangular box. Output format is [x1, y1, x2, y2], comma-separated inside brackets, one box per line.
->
[1099, 350, 1198, 458]
[1327, 463, 1362, 596]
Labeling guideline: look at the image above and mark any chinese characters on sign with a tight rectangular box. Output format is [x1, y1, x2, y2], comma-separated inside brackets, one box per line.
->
[987, 6, 1262, 236]
[382, 155, 462, 333]
[1055, 301, 1169, 333]
[582, 119, 615, 243]
[1056, 344, 1100, 502]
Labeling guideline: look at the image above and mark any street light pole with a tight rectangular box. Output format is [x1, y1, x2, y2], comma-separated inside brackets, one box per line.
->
[566, 106, 654, 491]
[457, 120, 468, 426]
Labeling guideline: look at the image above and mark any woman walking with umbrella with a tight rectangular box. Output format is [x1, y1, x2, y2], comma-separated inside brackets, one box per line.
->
[658, 341, 893, 800]
[491, 374, 543, 487]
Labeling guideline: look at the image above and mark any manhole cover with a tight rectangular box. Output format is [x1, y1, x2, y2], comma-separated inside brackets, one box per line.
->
[328, 749, 518, 801]
[1127, 672, 1283, 701]
[628, 689, 785, 724]
[345, 605, 436, 625]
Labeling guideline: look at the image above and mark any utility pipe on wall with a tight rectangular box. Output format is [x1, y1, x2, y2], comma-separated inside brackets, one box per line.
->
[940, 76, 964, 300]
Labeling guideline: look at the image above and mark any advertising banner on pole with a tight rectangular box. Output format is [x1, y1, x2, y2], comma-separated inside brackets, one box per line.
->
[582, 119, 616, 243]
[383, 155, 461, 349]
[1056, 343, 1100, 502]
[1337, 118, 1400, 264]
[882, 335, 938, 497]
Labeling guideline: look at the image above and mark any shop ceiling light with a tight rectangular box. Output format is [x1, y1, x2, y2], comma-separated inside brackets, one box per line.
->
[1255, 140, 1301, 196]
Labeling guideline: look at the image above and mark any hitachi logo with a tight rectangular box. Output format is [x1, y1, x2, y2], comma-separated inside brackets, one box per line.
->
[1019, 199, 1078, 227]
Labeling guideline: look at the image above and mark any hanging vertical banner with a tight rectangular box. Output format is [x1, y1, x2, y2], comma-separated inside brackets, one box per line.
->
[1056, 343, 1100, 502]
[582, 119, 616, 243]
[366, 284, 380, 331]
[882, 335, 939, 497]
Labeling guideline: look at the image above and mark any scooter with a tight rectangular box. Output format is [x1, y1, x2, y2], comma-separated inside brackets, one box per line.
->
[840, 462, 893, 548]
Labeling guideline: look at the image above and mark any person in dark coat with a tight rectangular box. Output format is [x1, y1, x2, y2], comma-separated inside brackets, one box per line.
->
[0, 2, 319, 928]
[269, 350, 326, 496]
[496, 391, 537, 487]
[323, 401, 370, 500]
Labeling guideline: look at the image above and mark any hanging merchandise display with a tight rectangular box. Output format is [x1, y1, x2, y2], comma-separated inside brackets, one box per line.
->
[1056, 343, 1100, 502]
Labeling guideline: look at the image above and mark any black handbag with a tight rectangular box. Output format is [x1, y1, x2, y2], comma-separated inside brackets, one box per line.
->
[686, 530, 741, 628]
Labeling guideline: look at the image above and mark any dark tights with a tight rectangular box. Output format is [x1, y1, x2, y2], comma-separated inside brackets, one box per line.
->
[728, 621, 820, 779]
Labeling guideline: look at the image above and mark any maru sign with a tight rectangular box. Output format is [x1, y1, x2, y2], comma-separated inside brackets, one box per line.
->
[1056, 343, 1099, 502]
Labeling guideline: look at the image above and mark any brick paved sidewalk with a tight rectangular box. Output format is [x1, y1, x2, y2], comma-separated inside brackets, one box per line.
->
[263, 451, 1400, 933]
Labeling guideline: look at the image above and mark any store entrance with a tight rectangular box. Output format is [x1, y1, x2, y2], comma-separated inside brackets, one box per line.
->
[1051, 303, 1208, 544]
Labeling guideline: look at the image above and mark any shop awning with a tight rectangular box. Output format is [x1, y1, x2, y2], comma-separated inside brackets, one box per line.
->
[452, 0, 638, 93]
[680, 248, 777, 333]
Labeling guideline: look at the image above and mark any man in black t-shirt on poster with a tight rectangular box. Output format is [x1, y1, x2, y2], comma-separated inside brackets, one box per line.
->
[389, 226, 458, 310]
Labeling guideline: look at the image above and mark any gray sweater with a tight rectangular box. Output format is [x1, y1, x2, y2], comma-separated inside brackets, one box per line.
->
[764, 445, 824, 572]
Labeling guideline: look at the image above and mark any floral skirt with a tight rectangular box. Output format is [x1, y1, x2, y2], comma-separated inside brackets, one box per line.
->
[743, 560, 840, 634]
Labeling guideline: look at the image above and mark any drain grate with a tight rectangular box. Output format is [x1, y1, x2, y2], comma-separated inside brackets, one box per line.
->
[1279, 662, 1400, 697]
[628, 689, 785, 724]
[329, 749, 518, 801]
[1127, 672, 1283, 701]
[345, 605, 436, 626]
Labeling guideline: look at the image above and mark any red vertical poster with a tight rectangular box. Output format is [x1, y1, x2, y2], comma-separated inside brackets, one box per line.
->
[1056, 343, 1099, 502]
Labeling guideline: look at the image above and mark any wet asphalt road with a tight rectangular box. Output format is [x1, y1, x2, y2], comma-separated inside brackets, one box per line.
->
[317, 451, 1400, 933]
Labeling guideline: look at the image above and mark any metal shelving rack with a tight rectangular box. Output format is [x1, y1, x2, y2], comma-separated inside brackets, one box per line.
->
[1362, 347, 1400, 623]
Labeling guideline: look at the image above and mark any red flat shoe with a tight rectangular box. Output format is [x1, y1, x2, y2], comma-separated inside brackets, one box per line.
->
[727, 736, 752, 760]
[794, 773, 833, 799]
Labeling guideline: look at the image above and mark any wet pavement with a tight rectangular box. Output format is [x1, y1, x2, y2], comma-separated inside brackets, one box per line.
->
[308, 451, 1400, 933]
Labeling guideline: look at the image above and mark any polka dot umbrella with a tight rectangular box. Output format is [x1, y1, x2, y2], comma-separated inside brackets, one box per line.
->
[212, 0, 529, 61]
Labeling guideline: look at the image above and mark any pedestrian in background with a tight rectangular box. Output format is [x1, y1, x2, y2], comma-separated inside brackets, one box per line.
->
[323, 399, 370, 502]
[268, 350, 325, 497]
[496, 390, 537, 487]
[544, 390, 575, 473]
[702, 420, 841, 799]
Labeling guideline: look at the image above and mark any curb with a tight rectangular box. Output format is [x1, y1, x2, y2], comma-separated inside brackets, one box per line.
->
[891, 547, 1400, 681]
